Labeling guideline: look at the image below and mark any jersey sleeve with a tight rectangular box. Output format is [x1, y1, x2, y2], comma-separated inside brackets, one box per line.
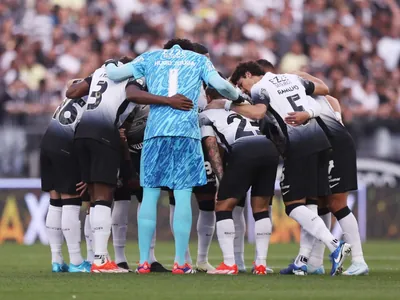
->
[200, 57, 218, 85]
[199, 113, 216, 138]
[251, 85, 270, 105]
[126, 77, 147, 91]
[298, 77, 315, 95]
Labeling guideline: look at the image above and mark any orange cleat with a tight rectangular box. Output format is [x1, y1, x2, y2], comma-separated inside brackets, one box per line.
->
[207, 262, 238, 275]
[91, 257, 125, 273]
[172, 263, 195, 274]
[253, 264, 267, 275]
[135, 261, 151, 274]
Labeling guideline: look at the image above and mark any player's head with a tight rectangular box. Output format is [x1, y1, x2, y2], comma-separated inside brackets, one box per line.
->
[205, 72, 225, 103]
[231, 61, 265, 94]
[256, 59, 275, 73]
[192, 42, 210, 58]
[163, 38, 194, 51]
[119, 56, 133, 64]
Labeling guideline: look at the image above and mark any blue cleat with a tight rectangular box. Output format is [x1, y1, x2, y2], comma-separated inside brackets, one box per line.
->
[330, 241, 352, 276]
[52, 262, 69, 273]
[292, 264, 307, 276]
[69, 261, 92, 273]
[280, 263, 295, 275]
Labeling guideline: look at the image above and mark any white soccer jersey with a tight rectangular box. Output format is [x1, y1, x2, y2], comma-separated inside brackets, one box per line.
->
[199, 108, 260, 152]
[251, 72, 330, 157]
[75, 64, 136, 147]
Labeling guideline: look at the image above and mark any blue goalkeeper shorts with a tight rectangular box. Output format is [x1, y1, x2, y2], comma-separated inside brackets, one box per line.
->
[140, 137, 207, 190]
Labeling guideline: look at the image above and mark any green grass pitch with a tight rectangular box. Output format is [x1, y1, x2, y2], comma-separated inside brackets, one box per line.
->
[1, 241, 399, 300]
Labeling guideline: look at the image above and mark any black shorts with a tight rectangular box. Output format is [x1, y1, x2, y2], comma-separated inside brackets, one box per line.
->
[40, 148, 81, 195]
[217, 136, 279, 201]
[114, 152, 143, 201]
[328, 136, 358, 194]
[193, 146, 217, 196]
[280, 150, 331, 202]
[74, 138, 120, 186]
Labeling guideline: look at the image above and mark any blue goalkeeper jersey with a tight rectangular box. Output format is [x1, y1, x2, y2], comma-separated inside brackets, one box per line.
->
[128, 45, 217, 140]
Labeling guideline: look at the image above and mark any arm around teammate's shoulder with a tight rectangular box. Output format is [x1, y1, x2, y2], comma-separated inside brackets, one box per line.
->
[65, 77, 91, 99]
[293, 71, 329, 96]
[231, 103, 266, 120]
[125, 83, 193, 111]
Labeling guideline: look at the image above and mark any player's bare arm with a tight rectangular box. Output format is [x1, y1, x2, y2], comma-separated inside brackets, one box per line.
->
[292, 71, 329, 96]
[203, 136, 224, 182]
[66, 78, 91, 98]
[125, 84, 193, 111]
[325, 95, 341, 114]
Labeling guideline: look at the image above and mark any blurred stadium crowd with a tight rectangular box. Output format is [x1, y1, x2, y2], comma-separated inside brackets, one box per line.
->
[1, 0, 400, 177]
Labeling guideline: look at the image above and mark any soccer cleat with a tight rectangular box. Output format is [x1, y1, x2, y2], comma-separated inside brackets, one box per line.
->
[251, 262, 274, 274]
[117, 262, 133, 272]
[135, 262, 151, 274]
[172, 263, 196, 274]
[52, 262, 69, 273]
[279, 263, 295, 275]
[69, 261, 91, 273]
[307, 265, 325, 275]
[150, 261, 170, 273]
[196, 261, 215, 273]
[91, 257, 126, 273]
[292, 264, 307, 276]
[207, 262, 238, 275]
[330, 241, 352, 276]
[253, 264, 267, 275]
[342, 262, 369, 276]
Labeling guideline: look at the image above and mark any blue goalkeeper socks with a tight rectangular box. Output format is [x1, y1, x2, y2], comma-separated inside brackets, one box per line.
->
[138, 187, 161, 264]
[173, 188, 193, 266]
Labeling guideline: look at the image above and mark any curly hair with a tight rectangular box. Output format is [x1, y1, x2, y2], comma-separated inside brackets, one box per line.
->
[163, 38, 194, 51]
[230, 61, 264, 85]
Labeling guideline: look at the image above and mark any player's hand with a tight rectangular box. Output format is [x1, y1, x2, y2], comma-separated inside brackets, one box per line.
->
[204, 99, 226, 110]
[76, 181, 88, 197]
[119, 128, 127, 142]
[284, 111, 311, 126]
[168, 94, 193, 111]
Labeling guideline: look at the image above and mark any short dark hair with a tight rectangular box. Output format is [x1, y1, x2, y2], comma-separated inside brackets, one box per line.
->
[163, 38, 194, 51]
[119, 56, 133, 64]
[192, 42, 209, 55]
[256, 59, 275, 73]
[230, 61, 264, 85]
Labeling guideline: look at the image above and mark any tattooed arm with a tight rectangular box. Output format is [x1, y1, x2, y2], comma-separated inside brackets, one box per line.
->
[203, 136, 224, 182]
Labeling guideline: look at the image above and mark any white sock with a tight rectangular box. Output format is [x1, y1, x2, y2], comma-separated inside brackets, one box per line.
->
[308, 211, 331, 268]
[254, 216, 272, 266]
[196, 210, 215, 263]
[46, 203, 64, 264]
[232, 206, 245, 268]
[93, 203, 112, 263]
[289, 205, 340, 253]
[84, 214, 94, 263]
[294, 204, 318, 267]
[90, 205, 96, 251]
[337, 209, 365, 263]
[112, 200, 130, 264]
[170, 204, 192, 264]
[216, 218, 235, 266]
[62, 204, 84, 265]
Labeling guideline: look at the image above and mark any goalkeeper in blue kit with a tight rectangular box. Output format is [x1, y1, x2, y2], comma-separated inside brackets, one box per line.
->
[106, 39, 244, 274]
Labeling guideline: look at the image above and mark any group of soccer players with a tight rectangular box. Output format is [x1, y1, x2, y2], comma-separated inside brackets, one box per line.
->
[40, 38, 369, 276]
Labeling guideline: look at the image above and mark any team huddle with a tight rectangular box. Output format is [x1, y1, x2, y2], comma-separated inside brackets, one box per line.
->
[40, 38, 369, 276]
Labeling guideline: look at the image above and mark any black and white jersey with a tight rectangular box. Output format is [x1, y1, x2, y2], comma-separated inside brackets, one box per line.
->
[74, 64, 136, 149]
[252, 72, 331, 158]
[41, 96, 88, 154]
[315, 96, 352, 142]
[199, 108, 261, 152]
